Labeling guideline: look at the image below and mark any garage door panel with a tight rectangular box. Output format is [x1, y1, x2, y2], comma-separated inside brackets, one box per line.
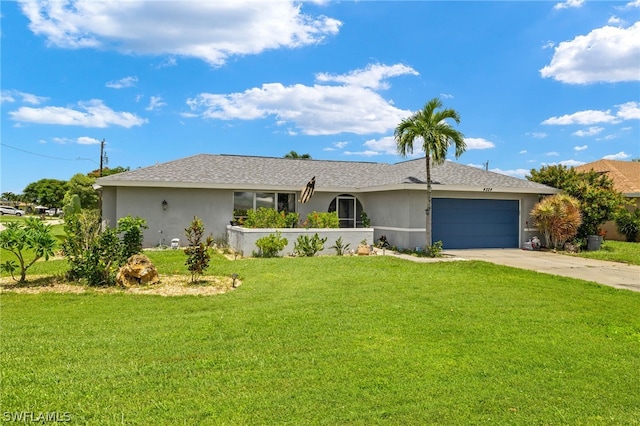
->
[432, 199, 519, 249]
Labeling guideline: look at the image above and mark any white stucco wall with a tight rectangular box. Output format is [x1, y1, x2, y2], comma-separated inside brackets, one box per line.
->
[107, 187, 233, 248]
[101, 185, 546, 250]
[227, 226, 374, 257]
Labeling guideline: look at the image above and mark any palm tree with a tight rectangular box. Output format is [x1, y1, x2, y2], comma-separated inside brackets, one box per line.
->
[284, 150, 312, 159]
[394, 97, 466, 249]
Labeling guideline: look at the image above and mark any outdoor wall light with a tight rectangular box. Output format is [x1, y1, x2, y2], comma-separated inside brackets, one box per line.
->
[162, 200, 168, 211]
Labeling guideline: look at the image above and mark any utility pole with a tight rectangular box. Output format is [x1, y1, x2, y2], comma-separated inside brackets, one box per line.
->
[483, 160, 489, 171]
[99, 139, 106, 177]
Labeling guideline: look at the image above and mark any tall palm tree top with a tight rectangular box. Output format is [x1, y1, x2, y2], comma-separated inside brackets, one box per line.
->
[395, 97, 465, 164]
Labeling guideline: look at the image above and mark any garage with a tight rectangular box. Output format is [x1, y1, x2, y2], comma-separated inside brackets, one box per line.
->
[432, 198, 519, 249]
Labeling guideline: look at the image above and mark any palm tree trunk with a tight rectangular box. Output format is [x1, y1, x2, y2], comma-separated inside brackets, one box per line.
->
[425, 155, 433, 248]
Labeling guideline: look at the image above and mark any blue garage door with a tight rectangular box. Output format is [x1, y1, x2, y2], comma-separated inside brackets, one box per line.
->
[432, 198, 519, 249]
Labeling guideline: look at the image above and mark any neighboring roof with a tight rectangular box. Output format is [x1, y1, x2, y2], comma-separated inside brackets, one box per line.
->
[96, 154, 557, 194]
[574, 160, 640, 196]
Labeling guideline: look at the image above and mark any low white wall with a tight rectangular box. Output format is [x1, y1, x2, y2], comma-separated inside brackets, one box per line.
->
[227, 226, 374, 257]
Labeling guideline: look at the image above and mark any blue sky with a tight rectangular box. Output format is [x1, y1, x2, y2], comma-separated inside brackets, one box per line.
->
[2, 0, 639, 195]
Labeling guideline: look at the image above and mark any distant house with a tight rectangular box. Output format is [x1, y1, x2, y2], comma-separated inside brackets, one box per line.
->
[574, 159, 640, 241]
[96, 154, 558, 250]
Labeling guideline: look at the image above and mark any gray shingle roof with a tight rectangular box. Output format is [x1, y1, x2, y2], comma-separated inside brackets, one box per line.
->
[96, 154, 556, 192]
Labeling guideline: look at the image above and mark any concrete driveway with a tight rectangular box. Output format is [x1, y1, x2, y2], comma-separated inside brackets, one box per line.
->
[443, 249, 640, 292]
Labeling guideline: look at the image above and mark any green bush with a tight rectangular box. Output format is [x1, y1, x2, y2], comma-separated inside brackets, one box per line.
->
[118, 216, 149, 259]
[615, 207, 640, 242]
[304, 211, 339, 228]
[426, 240, 444, 258]
[254, 231, 288, 258]
[63, 211, 148, 286]
[243, 208, 299, 228]
[294, 233, 327, 257]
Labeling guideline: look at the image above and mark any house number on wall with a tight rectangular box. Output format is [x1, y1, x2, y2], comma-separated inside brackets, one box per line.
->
[483, 188, 493, 192]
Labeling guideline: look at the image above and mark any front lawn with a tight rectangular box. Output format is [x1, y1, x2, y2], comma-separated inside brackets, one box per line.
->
[1, 254, 639, 424]
[575, 240, 640, 266]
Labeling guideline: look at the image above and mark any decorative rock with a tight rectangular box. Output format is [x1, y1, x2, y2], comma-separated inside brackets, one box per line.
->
[356, 245, 371, 256]
[116, 254, 160, 287]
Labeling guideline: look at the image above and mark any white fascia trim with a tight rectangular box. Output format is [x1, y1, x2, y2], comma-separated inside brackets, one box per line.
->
[97, 180, 559, 195]
[356, 184, 559, 195]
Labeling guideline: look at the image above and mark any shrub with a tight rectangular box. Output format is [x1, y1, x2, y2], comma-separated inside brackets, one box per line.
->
[243, 208, 299, 229]
[254, 231, 288, 258]
[330, 236, 350, 256]
[615, 207, 640, 242]
[294, 233, 327, 257]
[0, 218, 57, 282]
[118, 216, 149, 259]
[184, 217, 213, 283]
[305, 211, 339, 228]
[63, 211, 148, 286]
[426, 241, 444, 258]
[361, 211, 371, 228]
[531, 194, 582, 250]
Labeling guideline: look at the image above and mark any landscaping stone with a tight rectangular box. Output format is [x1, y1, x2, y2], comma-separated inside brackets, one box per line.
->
[116, 254, 160, 287]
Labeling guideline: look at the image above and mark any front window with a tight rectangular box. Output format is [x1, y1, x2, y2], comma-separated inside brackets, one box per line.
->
[234, 191, 296, 219]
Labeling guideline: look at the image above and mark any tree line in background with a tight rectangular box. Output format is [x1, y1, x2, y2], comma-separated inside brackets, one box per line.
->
[527, 165, 640, 246]
[1, 166, 130, 213]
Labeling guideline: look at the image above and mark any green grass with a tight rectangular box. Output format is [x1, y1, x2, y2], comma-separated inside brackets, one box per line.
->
[1, 253, 639, 424]
[574, 240, 640, 266]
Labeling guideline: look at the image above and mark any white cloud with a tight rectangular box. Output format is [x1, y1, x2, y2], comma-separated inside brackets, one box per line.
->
[77, 136, 101, 145]
[186, 64, 416, 135]
[560, 159, 586, 167]
[106, 76, 138, 89]
[519, 150, 528, 154]
[626, 0, 640, 7]
[542, 109, 617, 125]
[542, 41, 555, 50]
[540, 21, 640, 84]
[464, 137, 495, 150]
[343, 150, 380, 157]
[617, 101, 640, 120]
[491, 168, 530, 179]
[334, 141, 349, 149]
[18, 0, 341, 66]
[553, 0, 584, 10]
[572, 126, 604, 137]
[363, 136, 396, 155]
[1, 90, 48, 105]
[146, 96, 167, 111]
[316, 63, 418, 90]
[546, 151, 560, 156]
[608, 16, 623, 25]
[574, 145, 588, 151]
[603, 151, 631, 160]
[526, 132, 548, 139]
[9, 99, 147, 128]
[440, 93, 454, 99]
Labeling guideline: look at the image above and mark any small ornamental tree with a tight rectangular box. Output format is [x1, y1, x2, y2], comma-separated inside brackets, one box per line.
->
[0, 218, 57, 282]
[184, 216, 213, 283]
[531, 194, 582, 250]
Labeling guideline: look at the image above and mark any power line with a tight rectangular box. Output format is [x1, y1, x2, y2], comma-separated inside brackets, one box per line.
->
[1, 143, 97, 162]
